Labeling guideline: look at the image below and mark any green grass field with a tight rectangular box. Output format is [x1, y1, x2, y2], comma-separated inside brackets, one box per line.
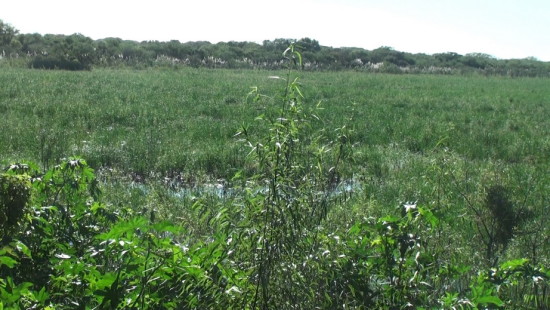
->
[2, 68, 548, 171]
[1, 67, 548, 204]
[1, 67, 548, 308]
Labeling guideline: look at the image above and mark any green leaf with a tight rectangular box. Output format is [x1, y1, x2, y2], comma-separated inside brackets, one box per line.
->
[379, 215, 399, 223]
[0, 247, 13, 257]
[152, 220, 181, 234]
[0, 256, 17, 268]
[33, 287, 49, 304]
[348, 223, 361, 235]
[418, 206, 439, 227]
[95, 272, 117, 290]
[500, 258, 528, 270]
[475, 295, 504, 307]
[13, 240, 32, 258]
[371, 237, 382, 246]
[98, 216, 148, 240]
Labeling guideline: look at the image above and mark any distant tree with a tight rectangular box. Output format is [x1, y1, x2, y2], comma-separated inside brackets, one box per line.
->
[296, 38, 321, 53]
[434, 52, 463, 66]
[42, 34, 66, 55]
[4, 19, 550, 75]
[165, 40, 186, 59]
[370, 46, 414, 67]
[410, 53, 437, 68]
[262, 38, 294, 63]
[337, 48, 360, 66]
[96, 37, 124, 65]
[461, 53, 496, 70]
[350, 48, 370, 63]
[241, 41, 263, 59]
[120, 40, 154, 63]
[217, 41, 242, 59]
[316, 46, 336, 65]
[27, 33, 96, 70]
[504, 58, 549, 77]
[263, 38, 293, 51]
[178, 41, 211, 67]
[65, 33, 96, 68]
[0, 20, 18, 46]
[0, 20, 20, 56]
[17, 33, 45, 55]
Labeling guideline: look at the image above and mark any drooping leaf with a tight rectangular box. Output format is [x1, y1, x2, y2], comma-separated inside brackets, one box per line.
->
[500, 258, 528, 270]
[0, 256, 17, 268]
[475, 295, 504, 307]
[13, 240, 31, 258]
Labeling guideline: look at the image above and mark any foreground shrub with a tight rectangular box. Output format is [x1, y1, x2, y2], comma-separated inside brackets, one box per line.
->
[0, 167, 32, 238]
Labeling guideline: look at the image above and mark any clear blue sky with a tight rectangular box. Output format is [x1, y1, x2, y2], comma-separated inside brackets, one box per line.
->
[2, 0, 549, 60]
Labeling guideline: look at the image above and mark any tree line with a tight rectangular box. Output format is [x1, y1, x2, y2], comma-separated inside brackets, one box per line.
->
[1, 19, 549, 76]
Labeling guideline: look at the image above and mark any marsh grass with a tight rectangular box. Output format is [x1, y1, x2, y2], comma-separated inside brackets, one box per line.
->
[2, 69, 548, 172]
[1, 68, 548, 234]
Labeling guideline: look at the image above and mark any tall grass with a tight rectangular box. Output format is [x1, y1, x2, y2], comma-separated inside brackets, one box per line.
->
[1, 68, 548, 173]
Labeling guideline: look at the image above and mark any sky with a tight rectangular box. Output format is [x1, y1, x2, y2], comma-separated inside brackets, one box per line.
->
[2, 0, 549, 61]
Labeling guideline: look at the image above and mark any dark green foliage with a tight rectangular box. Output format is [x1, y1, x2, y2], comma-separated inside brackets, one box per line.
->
[485, 185, 516, 249]
[0, 168, 32, 237]
[2, 19, 550, 75]
[29, 55, 89, 71]
[0, 158, 239, 309]
[0, 20, 20, 56]
[370, 46, 416, 67]
[334, 206, 433, 308]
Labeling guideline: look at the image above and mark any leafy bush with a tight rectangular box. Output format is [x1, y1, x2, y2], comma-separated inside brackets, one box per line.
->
[0, 168, 32, 237]
[228, 44, 354, 309]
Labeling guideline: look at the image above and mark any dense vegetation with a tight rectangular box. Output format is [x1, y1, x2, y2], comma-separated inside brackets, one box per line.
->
[1, 19, 550, 77]
[1, 31, 549, 309]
